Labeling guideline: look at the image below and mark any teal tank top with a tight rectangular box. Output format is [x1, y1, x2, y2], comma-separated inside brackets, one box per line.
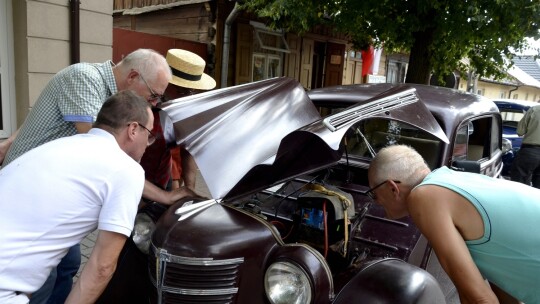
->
[417, 167, 540, 303]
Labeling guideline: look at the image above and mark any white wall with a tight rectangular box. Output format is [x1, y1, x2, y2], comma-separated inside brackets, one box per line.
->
[12, 0, 113, 126]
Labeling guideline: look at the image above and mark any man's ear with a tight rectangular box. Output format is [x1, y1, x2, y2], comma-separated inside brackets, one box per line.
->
[127, 69, 139, 85]
[390, 180, 401, 199]
[126, 122, 137, 142]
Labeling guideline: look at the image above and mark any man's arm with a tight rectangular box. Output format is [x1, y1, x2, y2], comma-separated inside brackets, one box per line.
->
[516, 108, 533, 136]
[407, 186, 499, 304]
[74, 122, 93, 134]
[0, 128, 19, 164]
[1, 121, 91, 165]
[65, 230, 127, 304]
[181, 149, 197, 190]
[143, 179, 198, 205]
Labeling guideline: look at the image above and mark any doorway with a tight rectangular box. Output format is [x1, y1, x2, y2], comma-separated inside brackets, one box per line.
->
[311, 42, 326, 89]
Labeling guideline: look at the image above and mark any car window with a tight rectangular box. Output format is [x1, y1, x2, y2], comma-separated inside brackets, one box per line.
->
[453, 116, 498, 162]
[491, 117, 501, 154]
[344, 118, 442, 169]
[500, 109, 525, 128]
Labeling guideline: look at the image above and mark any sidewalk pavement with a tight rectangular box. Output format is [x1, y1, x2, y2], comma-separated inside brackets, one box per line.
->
[76, 170, 210, 279]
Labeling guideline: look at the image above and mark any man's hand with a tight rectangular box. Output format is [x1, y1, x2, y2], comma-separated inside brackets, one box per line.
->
[65, 230, 127, 304]
[168, 186, 199, 203]
[143, 180, 202, 205]
[0, 129, 19, 165]
[0, 140, 10, 165]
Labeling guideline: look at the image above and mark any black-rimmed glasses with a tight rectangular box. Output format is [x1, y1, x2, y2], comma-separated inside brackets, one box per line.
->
[139, 73, 165, 103]
[366, 180, 401, 200]
[129, 122, 156, 146]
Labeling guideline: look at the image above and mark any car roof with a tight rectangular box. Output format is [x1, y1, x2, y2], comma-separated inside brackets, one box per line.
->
[493, 99, 539, 110]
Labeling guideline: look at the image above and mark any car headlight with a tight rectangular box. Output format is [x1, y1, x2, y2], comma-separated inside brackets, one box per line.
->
[264, 261, 312, 304]
[131, 212, 155, 255]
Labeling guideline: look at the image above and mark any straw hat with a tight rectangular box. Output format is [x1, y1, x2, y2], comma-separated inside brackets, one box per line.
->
[166, 49, 216, 90]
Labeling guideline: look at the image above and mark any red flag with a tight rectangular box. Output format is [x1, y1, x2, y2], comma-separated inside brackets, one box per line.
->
[361, 46, 374, 77]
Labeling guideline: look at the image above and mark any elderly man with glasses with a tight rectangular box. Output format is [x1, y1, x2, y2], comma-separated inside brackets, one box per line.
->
[0, 91, 152, 304]
[368, 144, 540, 304]
[95, 48, 217, 304]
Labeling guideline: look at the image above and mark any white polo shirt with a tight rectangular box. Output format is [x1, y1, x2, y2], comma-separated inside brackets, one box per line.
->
[0, 128, 144, 300]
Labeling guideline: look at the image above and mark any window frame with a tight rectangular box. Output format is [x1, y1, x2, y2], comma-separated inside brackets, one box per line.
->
[250, 21, 290, 54]
[0, 0, 15, 138]
[252, 53, 282, 82]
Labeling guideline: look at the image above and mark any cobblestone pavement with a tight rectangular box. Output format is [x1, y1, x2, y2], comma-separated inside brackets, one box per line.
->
[76, 170, 210, 280]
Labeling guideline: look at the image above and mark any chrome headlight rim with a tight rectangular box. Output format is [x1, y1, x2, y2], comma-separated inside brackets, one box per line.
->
[131, 212, 156, 255]
[264, 260, 313, 304]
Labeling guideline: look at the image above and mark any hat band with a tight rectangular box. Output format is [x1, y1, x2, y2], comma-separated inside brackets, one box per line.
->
[172, 66, 202, 81]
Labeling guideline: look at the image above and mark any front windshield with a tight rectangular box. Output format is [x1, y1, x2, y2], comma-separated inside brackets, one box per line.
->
[344, 118, 442, 169]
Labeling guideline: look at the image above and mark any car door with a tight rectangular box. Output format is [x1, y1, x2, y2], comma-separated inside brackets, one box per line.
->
[451, 115, 503, 177]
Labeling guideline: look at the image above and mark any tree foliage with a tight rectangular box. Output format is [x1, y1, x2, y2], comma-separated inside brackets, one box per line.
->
[240, 0, 540, 84]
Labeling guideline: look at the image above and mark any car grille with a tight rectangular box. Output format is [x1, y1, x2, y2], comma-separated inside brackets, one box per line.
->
[150, 245, 244, 304]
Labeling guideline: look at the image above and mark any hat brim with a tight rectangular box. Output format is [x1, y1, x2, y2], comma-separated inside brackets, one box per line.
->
[169, 73, 216, 90]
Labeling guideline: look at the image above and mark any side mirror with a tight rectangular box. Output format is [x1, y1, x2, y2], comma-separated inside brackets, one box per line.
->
[502, 138, 513, 154]
[451, 160, 480, 173]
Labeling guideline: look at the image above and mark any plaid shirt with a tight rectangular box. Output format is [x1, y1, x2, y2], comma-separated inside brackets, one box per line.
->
[3, 61, 117, 166]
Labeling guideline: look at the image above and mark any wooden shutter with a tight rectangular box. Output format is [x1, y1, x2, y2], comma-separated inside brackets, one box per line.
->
[284, 33, 301, 81]
[235, 23, 253, 85]
[300, 38, 314, 90]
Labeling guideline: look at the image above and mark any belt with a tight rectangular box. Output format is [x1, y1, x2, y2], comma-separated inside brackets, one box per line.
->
[521, 143, 540, 148]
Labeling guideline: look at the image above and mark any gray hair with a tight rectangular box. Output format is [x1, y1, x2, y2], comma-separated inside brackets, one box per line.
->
[94, 90, 150, 131]
[117, 48, 172, 81]
[369, 145, 430, 187]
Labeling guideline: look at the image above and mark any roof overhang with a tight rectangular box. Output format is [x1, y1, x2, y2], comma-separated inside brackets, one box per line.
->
[114, 0, 211, 15]
[506, 65, 540, 89]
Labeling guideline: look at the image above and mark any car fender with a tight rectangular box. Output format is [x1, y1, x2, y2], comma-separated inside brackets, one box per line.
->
[332, 259, 445, 304]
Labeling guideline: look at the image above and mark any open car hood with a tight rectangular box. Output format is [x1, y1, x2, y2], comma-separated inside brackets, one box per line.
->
[161, 78, 322, 199]
[162, 78, 447, 200]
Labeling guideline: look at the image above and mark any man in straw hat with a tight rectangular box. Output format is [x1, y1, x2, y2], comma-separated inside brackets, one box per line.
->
[139, 48, 216, 193]
[165, 49, 217, 190]
[96, 49, 216, 304]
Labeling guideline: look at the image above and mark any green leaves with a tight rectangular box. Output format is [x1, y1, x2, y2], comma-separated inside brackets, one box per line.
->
[241, 0, 540, 84]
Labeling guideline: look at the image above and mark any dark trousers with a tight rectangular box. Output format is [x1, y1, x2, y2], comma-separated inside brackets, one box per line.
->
[30, 244, 81, 304]
[95, 238, 152, 304]
[510, 145, 540, 189]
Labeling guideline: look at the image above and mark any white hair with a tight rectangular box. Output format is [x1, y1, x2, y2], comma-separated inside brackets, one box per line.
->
[117, 49, 172, 80]
[369, 145, 430, 187]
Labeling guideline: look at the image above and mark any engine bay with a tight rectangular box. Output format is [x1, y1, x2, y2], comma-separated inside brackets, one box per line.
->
[228, 164, 424, 287]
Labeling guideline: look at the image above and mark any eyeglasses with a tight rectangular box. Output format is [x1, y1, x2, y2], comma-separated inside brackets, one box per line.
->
[366, 180, 401, 200]
[139, 72, 165, 103]
[129, 122, 156, 146]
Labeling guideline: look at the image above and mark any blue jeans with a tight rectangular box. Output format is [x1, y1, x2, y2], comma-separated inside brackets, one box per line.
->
[30, 244, 81, 304]
[510, 145, 540, 188]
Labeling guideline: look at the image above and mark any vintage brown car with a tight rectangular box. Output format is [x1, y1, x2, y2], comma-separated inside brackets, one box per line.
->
[98, 77, 506, 304]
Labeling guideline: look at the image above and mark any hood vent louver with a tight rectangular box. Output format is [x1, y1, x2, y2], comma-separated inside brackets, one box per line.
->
[323, 88, 419, 132]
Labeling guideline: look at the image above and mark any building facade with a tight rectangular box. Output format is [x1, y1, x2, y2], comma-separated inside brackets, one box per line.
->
[1, 0, 539, 141]
[0, 0, 113, 139]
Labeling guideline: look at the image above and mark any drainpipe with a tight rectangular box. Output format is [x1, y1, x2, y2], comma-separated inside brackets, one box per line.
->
[70, 0, 80, 64]
[221, 2, 242, 88]
[508, 85, 519, 99]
